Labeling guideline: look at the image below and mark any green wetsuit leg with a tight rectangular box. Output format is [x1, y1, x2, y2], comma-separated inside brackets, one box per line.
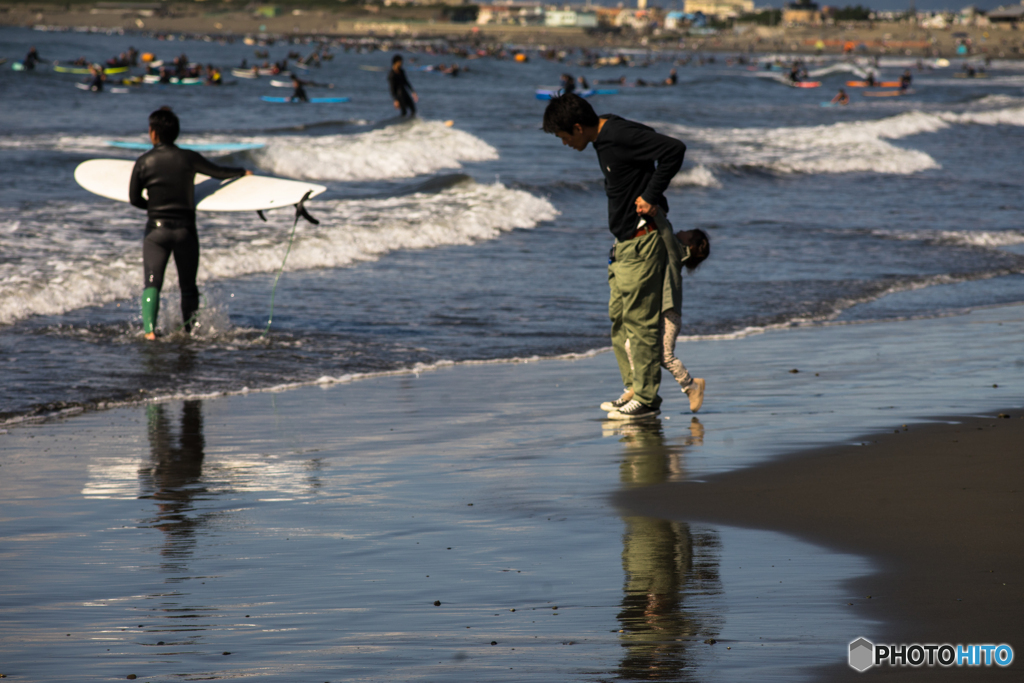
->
[142, 287, 160, 335]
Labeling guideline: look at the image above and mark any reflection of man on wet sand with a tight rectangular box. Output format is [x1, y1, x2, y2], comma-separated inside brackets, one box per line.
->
[610, 419, 720, 679]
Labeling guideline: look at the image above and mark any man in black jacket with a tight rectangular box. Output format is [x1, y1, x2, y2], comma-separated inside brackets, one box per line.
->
[129, 108, 250, 340]
[388, 54, 418, 117]
[543, 94, 691, 420]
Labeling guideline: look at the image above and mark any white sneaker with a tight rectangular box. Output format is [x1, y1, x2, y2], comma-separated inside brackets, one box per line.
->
[600, 388, 634, 412]
[606, 399, 660, 421]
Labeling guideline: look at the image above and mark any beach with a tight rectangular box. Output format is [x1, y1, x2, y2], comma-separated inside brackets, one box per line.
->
[3, 19, 1024, 681]
[619, 412, 1024, 681]
[3, 304, 1023, 680]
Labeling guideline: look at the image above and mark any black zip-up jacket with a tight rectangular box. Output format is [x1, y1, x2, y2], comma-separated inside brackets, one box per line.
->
[129, 143, 246, 222]
[387, 67, 414, 100]
[593, 115, 686, 241]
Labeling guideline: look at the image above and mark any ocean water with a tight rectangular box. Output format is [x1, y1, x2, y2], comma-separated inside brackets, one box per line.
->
[2, 26, 1024, 423]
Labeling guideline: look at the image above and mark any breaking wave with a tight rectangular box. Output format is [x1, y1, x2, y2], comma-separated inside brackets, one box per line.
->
[873, 229, 1024, 249]
[655, 103, 1024, 177]
[0, 119, 499, 183]
[0, 179, 557, 325]
[250, 118, 499, 181]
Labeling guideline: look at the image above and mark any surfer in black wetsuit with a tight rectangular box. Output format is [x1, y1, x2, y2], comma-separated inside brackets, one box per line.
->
[24, 46, 40, 70]
[899, 69, 912, 93]
[129, 108, 251, 340]
[290, 74, 309, 102]
[388, 54, 418, 117]
[88, 64, 106, 92]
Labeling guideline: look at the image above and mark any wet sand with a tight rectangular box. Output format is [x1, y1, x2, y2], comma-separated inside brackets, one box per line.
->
[618, 411, 1024, 680]
[3, 304, 1024, 680]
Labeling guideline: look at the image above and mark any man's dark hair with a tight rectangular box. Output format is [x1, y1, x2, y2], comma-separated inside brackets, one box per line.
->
[542, 93, 599, 135]
[392, 54, 403, 65]
[149, 107, 179, 144]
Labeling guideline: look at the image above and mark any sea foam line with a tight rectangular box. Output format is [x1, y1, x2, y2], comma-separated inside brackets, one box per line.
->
[656, 103, 1024, 177]
[0, 180, 558, 325]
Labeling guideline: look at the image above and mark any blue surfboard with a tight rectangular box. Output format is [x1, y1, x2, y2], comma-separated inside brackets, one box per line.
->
[261, 96, 349, 103]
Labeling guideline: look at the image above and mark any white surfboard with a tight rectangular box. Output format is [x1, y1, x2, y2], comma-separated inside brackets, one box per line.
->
[74, 159, 326, 212]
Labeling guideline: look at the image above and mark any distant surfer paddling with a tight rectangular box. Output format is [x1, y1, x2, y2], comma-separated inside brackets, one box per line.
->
[290, 74, 309, 103]
[543, 94, 705, 420]
[129, 108, 251, 340]
[388, 54, 418, 117]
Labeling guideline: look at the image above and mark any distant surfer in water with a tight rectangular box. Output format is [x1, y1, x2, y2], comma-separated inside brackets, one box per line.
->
[560, 73, 576, 94]
[87, 64, 106, 92]
[129, 108, 251, 340]
[831, 88, 849, 105]
[24, 46, 41, 70]
[899, 69, 912, 93]
[290, 74, 309, 102]
[388, 54, 418, 117]
[543, 93, 704, 420]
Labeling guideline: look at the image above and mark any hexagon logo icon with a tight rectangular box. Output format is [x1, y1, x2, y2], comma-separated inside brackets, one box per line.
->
[849, 637, 874, 672]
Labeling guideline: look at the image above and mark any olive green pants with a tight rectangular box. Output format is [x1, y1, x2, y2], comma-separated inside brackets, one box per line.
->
[608, 230, 666, 408]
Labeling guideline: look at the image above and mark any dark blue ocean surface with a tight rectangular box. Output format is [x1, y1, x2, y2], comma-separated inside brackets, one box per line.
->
[2, 26, 1023, 421]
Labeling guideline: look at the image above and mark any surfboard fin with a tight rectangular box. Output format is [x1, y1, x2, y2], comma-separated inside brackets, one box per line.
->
[295, 190, 319, 226]
[256, 210, 267, 222]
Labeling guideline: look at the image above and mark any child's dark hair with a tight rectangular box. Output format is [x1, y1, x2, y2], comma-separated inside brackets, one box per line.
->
[542, 93, 599, 135]
[678, 228, 710, 272]
[392, 54, 403, 65]
[148, 107, 179, 144]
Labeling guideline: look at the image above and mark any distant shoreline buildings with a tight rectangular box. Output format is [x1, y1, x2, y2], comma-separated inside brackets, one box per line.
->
[466, 0, 1024, 31]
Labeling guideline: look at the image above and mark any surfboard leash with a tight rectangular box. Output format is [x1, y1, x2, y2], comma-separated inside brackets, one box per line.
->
[261, 191, 319, 340]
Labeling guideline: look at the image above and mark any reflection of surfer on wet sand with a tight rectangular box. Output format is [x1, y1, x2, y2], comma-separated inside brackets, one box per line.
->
[130, 108, 251, 340]
[139, 401, 206, 565]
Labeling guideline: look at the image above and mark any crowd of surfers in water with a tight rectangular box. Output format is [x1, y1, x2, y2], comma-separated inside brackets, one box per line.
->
[17, 33, 997, 102]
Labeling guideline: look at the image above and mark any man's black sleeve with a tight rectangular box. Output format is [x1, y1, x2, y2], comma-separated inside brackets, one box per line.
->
[188, 151, 247, 180]
[129, 159, 147, 210]
[632, 128, 686, 206]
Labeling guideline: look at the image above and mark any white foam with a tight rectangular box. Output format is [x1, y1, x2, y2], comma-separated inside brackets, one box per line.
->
[0, 119, 498, 184]
[655, 102, 1024, 177]
[0, 180, 557, 325]
[656, 110, 948, 176]
[874, 229, 1024, 249]
[671, 164, 721, 188]
[940, 105, 1024, 127]
[249, 119, 499, 181]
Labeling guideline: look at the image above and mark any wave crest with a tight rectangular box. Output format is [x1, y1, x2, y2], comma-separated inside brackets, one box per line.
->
[0, 180, 557, 325]
[250, 119, 499, 181]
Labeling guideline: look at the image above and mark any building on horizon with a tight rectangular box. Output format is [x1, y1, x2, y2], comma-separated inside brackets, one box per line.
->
[988, 1, 1024, 27]
[682, 0, 754, 20]
[544, 8, 599, 27]
[782, 0, 822, 24]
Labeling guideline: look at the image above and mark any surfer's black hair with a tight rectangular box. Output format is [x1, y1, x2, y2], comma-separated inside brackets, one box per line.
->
[542, 93, 598, 135]
[149, 107, 179, 144]
[392, 54, 403, 65]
